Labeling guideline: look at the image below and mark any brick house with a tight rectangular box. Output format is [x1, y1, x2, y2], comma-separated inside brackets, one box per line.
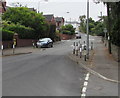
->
[55, 17, 64, 30]
[43, 14, 56, 24]
[0, 0, 6, 13]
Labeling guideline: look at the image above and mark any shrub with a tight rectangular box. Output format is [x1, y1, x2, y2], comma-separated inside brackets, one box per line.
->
[3, 23, 35, 39]
[1, 29, 15, 41]
[61, 30, 74, 35]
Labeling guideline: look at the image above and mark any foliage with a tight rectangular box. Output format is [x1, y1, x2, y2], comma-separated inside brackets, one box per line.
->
[93, 1, 120, 46]
[60, 24, 75, 35]
[48, 24, 56, 41]
[2, 7, 47, 39]
[0, 28, 15, 41]
[2, 21, 35, 39]
[79, 15, 105, 36]
[79, 15, 86, 33]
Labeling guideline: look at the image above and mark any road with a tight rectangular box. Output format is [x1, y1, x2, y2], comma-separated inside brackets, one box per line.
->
[2, 36, 88, 96]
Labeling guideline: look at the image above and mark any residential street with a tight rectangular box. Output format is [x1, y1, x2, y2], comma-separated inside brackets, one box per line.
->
[2, 37, 88, 96]
[1, 0, 120, 97]
[2, 34, 119, 96]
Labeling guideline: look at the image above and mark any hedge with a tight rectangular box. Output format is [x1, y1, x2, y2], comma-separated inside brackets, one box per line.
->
[4, 24, 35, 39]
[1, 29, 15, 41]
[61, 30, 74, 35]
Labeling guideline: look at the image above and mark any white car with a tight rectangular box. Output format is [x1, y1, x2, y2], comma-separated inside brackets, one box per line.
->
[37, 38, 53, 48]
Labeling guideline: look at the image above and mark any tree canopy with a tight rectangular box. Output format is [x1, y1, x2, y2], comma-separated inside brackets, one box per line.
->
[60, 24, 75, 35]
[93, 1, 120, 46]
[2, 7, 49, 39]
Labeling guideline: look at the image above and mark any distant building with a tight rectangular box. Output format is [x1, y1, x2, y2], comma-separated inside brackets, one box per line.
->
[0, 0, 6, 13]
[43, 14, 56, 24]
[28, 8, 37, 12]
[55, 17, 64, 30]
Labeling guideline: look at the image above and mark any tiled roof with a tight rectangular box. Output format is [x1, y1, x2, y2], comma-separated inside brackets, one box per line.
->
[43, 14, 54, 21]
[55, 17, 63, 22]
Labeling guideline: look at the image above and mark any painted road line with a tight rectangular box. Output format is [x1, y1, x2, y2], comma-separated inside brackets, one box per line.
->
[81, 72, 90, 97]
[82, 87, 87, 93]
[83, 81, 88, 87]
[86, 73, 90, 77]
[85, 75, 89, 81]
[81, 93, 86, 97]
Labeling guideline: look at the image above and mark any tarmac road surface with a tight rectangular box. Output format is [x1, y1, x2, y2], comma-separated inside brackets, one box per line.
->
[2, 39, 87, 96]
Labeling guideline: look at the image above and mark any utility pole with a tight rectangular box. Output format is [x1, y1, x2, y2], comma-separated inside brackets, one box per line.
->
[86, 0, 89, 59]
[107, 2, 111, 54]
[38, 1, 40, 13]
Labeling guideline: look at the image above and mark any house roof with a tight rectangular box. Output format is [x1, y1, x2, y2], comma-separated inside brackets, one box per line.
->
[55, 17, 64, 22]
[29, 8, 37, 12]
[43, 14, 54, 21]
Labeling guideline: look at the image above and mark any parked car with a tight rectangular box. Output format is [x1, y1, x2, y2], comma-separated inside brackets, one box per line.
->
[37, 38, 53, 48]
[75, 32, 81, 39]
[76, 34, 81, 39]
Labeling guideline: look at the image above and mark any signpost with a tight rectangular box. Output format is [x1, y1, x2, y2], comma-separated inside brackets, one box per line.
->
[104, 28, 107, 46]
[13, 38, 16, 54]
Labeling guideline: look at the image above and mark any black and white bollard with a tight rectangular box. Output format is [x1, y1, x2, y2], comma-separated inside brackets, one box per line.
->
[76, 42, 79, 56]
[91, 42, 93, 50]
[83, 45, 87, 61]
[33, 42, 35, 48]
[13, 44, 15, 54]
[73, 42, 75, 54]
[1, 45, 3, 55]
[79, 44, 82, 58]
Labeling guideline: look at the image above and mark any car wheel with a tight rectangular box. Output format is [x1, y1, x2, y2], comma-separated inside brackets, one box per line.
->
[48, 43, 51, 48]
[51, 44, 53, 47]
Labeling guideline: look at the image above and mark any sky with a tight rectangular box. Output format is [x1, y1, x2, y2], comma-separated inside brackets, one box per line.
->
[6, 0, 107, 21]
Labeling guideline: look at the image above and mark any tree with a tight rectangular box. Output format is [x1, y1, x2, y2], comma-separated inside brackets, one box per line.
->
[60, 24, 75, 35]
[79, 15, 86, 33]
[93, 0, 120, 51]
[2, 7, 47, 39]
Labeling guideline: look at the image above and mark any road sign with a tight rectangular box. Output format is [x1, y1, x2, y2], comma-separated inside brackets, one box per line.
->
[104, 28, 107, 33]
[13, 39, 16, 45]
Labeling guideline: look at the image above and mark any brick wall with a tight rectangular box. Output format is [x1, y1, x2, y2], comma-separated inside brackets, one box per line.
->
[1, 39, 37, 49]
[60, 34, 75, 40]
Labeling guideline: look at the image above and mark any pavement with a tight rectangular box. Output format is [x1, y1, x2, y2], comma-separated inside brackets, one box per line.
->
[68, 36, 119, 96]
[1, 46, 41, 57]
[0, 41, 62, 57]
[68, 37, 119, 83]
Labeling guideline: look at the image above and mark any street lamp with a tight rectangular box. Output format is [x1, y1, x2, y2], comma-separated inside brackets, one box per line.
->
[86, 0, 89, 59]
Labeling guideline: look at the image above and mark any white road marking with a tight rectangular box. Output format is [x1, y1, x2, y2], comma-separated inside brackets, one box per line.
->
[82, 87, 87, 93]
[81, 72, 90, 97]
[86, 73, 90, 77]
[83, 81, 88, 87]
[85, 76, 89, 81]
[85, 73, 90, 81]
[81, 93, 86, 97]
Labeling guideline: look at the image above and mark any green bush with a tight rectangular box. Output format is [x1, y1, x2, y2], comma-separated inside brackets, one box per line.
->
[61, 30, 74, 35]
[4, 23, 35, 39]
[60, 24, 75, 35]
[1, 29, 14, 41]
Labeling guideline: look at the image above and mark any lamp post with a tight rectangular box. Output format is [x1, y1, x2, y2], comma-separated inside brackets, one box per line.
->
[86, 0, 89, 59]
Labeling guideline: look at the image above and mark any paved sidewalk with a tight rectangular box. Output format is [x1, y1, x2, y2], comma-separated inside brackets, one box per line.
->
[68, 37, 119, 83]
[0, 41, 62, 57]
[1, 46, 42, 57]
[68, 36, 119, 96]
